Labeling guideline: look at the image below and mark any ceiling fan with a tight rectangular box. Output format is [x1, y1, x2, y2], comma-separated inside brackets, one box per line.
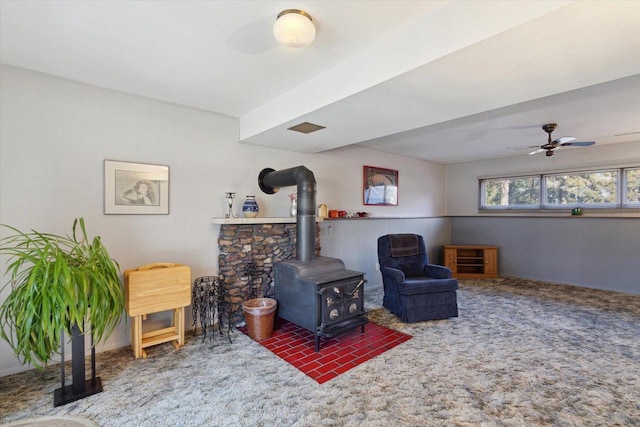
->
[529, 123, 596, 157]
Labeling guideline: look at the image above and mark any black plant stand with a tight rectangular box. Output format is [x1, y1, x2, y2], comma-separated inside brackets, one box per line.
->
[54, 322, 103, 407]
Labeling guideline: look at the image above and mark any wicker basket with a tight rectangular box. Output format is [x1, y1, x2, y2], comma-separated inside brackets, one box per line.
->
[242, 298, 277, 341]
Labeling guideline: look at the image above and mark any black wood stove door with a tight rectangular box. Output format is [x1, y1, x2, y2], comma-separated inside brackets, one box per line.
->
[318, 278, 365, 328]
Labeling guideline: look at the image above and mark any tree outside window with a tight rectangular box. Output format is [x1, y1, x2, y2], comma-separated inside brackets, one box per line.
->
[624, 167, 640, 206]
[544, 170, 617, 207]
[483, 176, 539, 208]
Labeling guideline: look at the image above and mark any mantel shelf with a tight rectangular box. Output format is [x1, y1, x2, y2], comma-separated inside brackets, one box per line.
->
[211, 217, 324, 225]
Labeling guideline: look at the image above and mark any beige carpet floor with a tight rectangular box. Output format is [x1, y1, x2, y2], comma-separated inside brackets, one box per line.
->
[1, 277, 638, 426]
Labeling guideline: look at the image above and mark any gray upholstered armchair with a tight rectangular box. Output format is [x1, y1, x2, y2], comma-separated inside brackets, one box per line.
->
[377, 234, 458, 322]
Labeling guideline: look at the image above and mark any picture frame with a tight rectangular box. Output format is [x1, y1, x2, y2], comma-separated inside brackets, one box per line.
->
[104, 160, 169, 214]
[363, 165, 398, 206]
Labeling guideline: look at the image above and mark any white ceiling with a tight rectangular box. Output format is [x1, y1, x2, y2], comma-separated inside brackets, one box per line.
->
[1, 0, 639, 164]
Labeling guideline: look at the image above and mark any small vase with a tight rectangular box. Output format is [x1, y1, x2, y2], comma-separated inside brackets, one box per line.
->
[289, 199, 297, 217]
[242, 196, 259, 218]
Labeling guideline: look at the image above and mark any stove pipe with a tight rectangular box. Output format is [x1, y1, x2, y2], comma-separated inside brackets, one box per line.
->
[259, 166, 316, 262]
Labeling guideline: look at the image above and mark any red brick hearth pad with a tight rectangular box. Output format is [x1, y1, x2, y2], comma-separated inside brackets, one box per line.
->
[240, 318, 412, 384]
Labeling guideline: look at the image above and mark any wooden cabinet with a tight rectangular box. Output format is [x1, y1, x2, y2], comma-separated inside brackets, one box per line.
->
[443, 245, 498, 278]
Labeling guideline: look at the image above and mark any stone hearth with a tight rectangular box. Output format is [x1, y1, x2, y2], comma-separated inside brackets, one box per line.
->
[217, 222, 321, 324]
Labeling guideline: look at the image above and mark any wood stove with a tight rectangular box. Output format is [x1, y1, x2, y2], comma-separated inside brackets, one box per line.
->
[275, 257, 367, 352]
[259, 166, 368, 351]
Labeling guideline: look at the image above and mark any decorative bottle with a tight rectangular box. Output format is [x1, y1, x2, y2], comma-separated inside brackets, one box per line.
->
[290, 198, 297, 217]
[242, 196, 259, 218]
[317, 203, 328, 218]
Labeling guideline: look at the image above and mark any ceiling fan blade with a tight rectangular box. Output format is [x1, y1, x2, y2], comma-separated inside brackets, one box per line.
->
[508, 145, 539, 151]
[528, 148, 544, 155]
[560, 141, 596, 147]
[554, 136, 576, 144]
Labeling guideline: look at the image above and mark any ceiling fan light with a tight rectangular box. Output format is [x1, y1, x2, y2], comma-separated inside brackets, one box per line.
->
[273, 9, 316, 48]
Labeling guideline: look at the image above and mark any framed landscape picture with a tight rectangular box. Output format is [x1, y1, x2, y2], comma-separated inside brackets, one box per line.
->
[104, 160, 169, 214]
[363, 165, 398, 206]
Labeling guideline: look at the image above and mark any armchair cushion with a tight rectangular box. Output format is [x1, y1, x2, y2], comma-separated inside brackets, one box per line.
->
[397, 260, 425, 278]
[381, 267, 458, 295]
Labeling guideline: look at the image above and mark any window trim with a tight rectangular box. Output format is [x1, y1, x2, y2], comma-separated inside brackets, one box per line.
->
[622, 166, 640, 208]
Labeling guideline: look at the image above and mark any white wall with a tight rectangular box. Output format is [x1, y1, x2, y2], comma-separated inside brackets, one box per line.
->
[0, 65, 448, 376]
[446, 139, 640, 294]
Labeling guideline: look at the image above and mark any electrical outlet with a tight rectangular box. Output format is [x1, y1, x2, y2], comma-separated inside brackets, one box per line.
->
[374, 262, 380, 271]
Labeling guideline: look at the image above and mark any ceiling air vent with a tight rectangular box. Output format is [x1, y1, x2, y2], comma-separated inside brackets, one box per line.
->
[287, 122, 326, 134]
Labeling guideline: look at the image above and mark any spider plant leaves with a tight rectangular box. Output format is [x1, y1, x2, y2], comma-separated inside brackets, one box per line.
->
[0, 219, 124, 369]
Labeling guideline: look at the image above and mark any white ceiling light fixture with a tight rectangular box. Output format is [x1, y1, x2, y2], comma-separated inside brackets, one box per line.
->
[273, 9, 316, 48]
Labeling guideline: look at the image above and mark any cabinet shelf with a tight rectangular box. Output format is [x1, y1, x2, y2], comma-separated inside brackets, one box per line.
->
[443, 245, 498, 279]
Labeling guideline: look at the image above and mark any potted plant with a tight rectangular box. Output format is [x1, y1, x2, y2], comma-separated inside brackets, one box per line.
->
[0, 218, 124, 405]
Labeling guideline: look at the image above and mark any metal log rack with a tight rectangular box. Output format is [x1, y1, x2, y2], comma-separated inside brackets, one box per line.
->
[192, 276, 234, 344]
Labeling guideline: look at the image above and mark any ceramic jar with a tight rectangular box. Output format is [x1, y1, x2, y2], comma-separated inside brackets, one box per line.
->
[242, 196, 259, 218]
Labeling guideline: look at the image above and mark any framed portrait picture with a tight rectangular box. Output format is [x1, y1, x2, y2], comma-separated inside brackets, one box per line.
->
[363, 165, 398, 206]
[104, 160, 169, 214]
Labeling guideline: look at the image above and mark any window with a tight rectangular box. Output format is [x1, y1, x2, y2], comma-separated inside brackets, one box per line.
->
[544, 170, 618, 208]
[624, 167, 640, 207]
[481, 176, 539, 209]
[480, 166, 638, 211]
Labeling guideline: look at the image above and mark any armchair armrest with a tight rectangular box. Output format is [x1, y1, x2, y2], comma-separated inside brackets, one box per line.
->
[381, 266, 406, 282]
[424, 264, 452, 279]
